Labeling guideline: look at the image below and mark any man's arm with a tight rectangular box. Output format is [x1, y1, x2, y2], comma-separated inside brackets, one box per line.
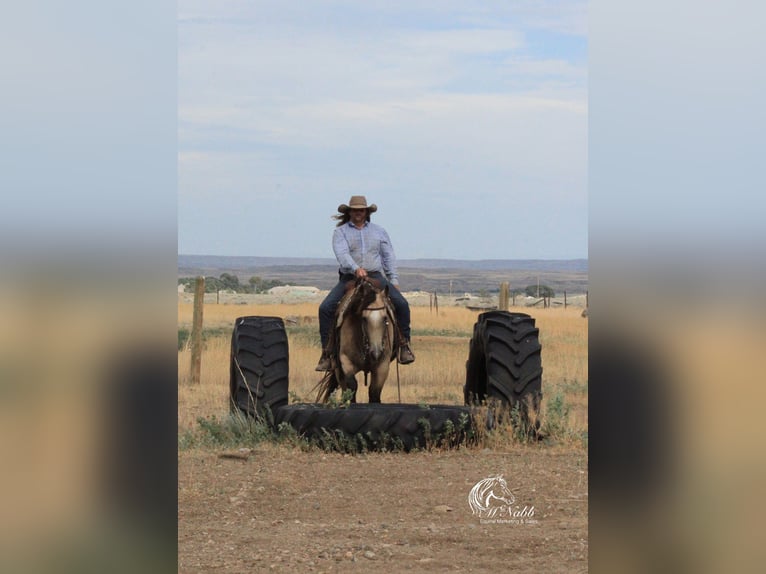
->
[379, 228, 399, 287]
[332, 227, 358, 273]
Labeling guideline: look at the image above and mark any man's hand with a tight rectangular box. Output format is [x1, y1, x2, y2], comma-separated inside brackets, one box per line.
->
[354, 268, 368, 279]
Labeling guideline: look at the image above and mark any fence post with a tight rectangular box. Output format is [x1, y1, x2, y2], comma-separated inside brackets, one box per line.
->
[564, 290, 567, 309]
[190, 276, 205, 384]
[434, 292, 439, 314]
[499, 281, 510, 311]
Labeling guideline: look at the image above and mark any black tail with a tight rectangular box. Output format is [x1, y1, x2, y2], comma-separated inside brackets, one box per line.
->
[314, 369, 339, 403]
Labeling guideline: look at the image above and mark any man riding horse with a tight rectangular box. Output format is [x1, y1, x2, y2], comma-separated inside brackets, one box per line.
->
[316, 196, 415, 371]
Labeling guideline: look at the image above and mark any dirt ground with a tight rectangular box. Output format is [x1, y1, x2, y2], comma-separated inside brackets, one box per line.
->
[178, 444, 587, 573]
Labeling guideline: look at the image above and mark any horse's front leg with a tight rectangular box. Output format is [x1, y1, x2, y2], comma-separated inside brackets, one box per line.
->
[345, 373, 358, 403]
[338, 356, 358, 403]
[368, 361, 391, 403]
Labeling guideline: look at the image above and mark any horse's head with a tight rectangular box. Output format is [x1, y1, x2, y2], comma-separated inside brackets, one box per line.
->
[468, 475, 516, 516]
[490, 476, 515, 506]
[359, 281, 391, 362]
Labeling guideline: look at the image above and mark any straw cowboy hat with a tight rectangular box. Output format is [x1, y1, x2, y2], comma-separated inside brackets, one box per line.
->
[337, 195, 378, 214]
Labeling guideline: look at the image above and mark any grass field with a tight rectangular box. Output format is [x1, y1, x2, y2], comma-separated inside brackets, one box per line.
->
[178, 299, 588, 448]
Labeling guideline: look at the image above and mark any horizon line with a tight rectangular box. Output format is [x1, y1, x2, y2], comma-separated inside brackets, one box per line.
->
[179, 253, 589, 261]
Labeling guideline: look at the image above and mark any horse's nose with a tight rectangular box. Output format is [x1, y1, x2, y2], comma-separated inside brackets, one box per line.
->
[369, 346, 384, 361]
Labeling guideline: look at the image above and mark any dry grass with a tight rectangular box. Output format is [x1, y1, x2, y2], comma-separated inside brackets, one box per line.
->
[179, 300, 588, 445]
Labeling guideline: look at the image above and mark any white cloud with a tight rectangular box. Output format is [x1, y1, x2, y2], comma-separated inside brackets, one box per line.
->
[177, 1, 588, 258]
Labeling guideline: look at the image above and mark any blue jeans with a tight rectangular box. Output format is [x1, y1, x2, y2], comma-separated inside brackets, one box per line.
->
[318, 271, 411, 349]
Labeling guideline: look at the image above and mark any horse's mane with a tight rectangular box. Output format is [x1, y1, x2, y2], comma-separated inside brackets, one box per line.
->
[347, 279, 379, 316]
[334, 278, 384, 328]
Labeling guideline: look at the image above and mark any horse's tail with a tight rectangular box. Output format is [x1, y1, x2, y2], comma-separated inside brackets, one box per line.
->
[313, 369, 338, 403]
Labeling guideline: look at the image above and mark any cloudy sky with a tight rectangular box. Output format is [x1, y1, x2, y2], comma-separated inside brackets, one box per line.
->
[177, 1, 587, 260]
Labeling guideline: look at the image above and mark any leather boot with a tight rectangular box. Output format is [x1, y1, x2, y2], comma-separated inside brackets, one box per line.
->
[315, 351, 332, 371]
[398, 340, 415, 364]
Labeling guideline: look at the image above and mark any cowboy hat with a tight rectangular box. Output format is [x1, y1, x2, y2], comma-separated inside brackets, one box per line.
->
[337, 195, 378, 214]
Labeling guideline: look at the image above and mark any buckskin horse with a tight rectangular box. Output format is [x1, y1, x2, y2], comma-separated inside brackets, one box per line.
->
[315, 277, 398, 403]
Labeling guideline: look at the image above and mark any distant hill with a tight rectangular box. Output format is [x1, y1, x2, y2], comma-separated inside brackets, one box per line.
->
[398, 258, 587, 272]
[178, 254, 589, 294]
[179, 255, 338, 268]
[179, 254, 587, 273]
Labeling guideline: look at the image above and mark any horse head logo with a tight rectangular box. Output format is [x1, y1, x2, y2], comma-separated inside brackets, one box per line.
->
[468, 475, 516, 518]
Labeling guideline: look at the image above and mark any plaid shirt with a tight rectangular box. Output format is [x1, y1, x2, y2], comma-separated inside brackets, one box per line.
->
[332, 221, 400, 286]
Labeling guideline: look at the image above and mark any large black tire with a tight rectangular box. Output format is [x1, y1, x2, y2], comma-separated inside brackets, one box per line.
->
[464, 311, 543, 430]
[229, 316, 289, 422]
[274, 403, 476, 452]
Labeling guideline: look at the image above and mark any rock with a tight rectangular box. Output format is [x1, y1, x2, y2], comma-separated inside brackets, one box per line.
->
[363, 551, 376, 560]
[433, 505, 453, 513]
[218, 451, 250, 460]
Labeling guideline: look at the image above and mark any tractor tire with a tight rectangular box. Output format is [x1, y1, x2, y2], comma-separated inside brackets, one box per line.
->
[274, 403, 476, 452]
[229, 316, 289, 422]
[464, 311, 543, 431]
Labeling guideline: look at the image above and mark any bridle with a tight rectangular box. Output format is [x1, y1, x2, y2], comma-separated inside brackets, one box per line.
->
[359, 304, 391, 360]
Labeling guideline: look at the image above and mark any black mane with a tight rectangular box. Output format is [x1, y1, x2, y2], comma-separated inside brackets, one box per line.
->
[348, 279, 378, 316]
